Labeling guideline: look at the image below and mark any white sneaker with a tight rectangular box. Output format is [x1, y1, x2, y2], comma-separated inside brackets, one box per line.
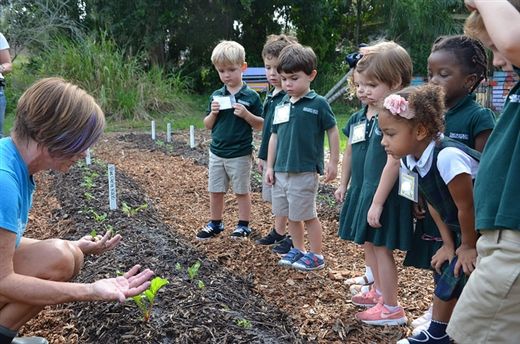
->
[412, 320, 431, 336]
[411, 305, 432, 328]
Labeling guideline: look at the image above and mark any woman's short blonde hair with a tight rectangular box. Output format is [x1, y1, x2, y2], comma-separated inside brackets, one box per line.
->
[355, 41, 413, 88]
[13, 77, 105, 158]
[465, 0, 520, 39]
[211, 40, 245, 67]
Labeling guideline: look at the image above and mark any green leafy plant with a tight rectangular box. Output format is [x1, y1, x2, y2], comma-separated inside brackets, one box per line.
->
[90, 210, 107, 223]
[175, 262, 182, 271]
[187, 261, 201, 280]
[235, 318, 252, 329]
[155, 139, 165, 147]
[84, 192, 95, 201]
[131, 276, 169, 322]
[90, 229, 97, 237]
[82, 171, 99, 189]
[197, 280, 205, 289]
[121, 202, 148, 217]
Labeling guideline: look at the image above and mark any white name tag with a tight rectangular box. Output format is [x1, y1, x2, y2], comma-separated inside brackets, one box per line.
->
[273, 103, 290, 124]
[399, 166, 419, 202]
[349, 121, 366, 144]
[213, 95, 235, 110]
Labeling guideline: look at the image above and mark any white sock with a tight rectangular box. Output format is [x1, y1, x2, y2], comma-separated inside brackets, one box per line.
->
[365, 266, 374, 282]
[384, 304, 401, 312]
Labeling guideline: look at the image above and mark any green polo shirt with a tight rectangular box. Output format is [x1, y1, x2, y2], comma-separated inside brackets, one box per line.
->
[474, 69, 520, 231]
[207, 83, 262, 158]
[258, 90, 286, 160]
[444, 94, 496, 149]
[272, 90, 337, 174]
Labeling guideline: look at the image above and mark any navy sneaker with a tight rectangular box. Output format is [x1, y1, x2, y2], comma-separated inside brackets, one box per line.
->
[278, 248, 304, 267]
[196, 222, 224, 240]
[230, 225, 252, 239]
[292, 252, 325, 271]
[396, 330, 450, 344]
[255, 228, 286, 245]
[272, 236, 293, 254]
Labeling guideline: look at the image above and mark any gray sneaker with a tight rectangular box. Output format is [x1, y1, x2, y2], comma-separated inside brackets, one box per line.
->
[13, 337, 49, 344]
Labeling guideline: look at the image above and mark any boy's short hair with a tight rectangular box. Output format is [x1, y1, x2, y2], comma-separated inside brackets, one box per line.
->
[356, 41, 412, 88]
[465, 0, 520, 39]
[277, 43, 316, 75]
[262, 34, 298, 59]
[211, 40, 245, 66]
[13, 77, 105, 158]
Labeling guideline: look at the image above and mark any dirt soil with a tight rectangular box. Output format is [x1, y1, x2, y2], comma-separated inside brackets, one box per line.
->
[21, 131, 434, 344]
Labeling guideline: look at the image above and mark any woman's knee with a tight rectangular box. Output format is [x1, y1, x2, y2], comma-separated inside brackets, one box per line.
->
[15, 239, 83, 281]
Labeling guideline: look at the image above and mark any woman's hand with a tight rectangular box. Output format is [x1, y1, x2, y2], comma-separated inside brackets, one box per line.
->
[91, 265, 154, 302]
[76, 230, 122, 255]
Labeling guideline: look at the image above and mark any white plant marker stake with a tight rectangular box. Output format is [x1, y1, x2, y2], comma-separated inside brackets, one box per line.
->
[85, 148, 92, 166]
[189, 125, 195, 148]
[151, 120, 156, 140]
[166, 122, 172, 143]
[108, 164, 117, 210]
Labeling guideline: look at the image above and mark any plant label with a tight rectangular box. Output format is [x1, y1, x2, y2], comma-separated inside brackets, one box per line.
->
[151, 120, 156, 140]
[213, 95, 235, 110]
[108, 164, 117, 210]
[85, 148, 92, 166]
[167, 122, 172, 143]
[190, 125, 195, 148]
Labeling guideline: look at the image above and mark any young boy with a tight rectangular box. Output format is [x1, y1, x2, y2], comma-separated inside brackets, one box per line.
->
[255, 34, 298, 254]
[445, 1, 520, 343]
[265, 44, 340, 270]
[196, 40, 263, 240]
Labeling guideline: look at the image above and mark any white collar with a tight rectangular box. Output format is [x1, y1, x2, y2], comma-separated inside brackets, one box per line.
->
[406, 140, 436, 177]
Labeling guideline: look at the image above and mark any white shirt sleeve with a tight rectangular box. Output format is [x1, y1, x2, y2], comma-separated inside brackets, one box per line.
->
[0, 33, 9, 50]
[437, 147, 479, 184]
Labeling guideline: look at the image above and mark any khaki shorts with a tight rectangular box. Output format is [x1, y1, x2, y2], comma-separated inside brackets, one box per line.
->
[447, 229, 520, 344]
[260, 160, 272, 203]
[271, 172, 318, 221]
[208, 151, 251, 194]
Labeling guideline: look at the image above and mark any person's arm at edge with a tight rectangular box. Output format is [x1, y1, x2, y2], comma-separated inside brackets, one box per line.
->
[265, 133, 277, 185]
[334, 143, 352, 202]
[324, 125, 339, 183]
[367, 155, 399, 227]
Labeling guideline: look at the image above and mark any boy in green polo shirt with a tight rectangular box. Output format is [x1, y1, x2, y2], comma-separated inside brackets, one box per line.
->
[446, 1, 520, 343]
[196, 40, 263, 240]
[265, 43, 340, 271]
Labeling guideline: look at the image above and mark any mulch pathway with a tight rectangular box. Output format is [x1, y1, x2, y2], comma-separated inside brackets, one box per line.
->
[20, 131, 434, 343]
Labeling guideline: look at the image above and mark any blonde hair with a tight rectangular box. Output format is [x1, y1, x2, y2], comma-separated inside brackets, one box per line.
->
[211, 40, 245, 66]
[465, 0, 520, 39]
[355, 41, 412, 88]
[13, 77, 105, 158]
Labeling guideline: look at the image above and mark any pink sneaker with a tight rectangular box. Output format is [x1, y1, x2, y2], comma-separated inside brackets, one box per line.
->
[351, 287, 382, 307]
[355, 303, 407, 326]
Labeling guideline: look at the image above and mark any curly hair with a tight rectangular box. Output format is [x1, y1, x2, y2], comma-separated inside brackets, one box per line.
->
[390, 84, 446, 141]
[431, 35, 488, 93]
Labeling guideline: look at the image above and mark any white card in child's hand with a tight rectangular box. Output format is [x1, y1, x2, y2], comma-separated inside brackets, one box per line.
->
[213, 95, 235, 110]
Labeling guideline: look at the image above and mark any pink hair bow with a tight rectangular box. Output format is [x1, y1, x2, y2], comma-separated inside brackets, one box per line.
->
[383, 94, 414, 119]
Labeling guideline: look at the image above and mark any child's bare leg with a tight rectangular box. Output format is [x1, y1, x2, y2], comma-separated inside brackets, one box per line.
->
[374, 245, 398, 306]
[274, 215, 288, 236]
[235, 193, 251, 222]
[289, 220, 305, 251]
[209, 192, 225, 220]
[432, 296, 457, 323]
[364, 243, 380, 292]
[305, 217, 322, 255]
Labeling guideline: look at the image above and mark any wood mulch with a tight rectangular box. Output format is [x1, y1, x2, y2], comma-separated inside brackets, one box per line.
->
[20, 131, 434, 343]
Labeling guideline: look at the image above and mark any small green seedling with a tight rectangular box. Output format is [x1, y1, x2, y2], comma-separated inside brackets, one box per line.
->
[104, 224, 115, 234]
[175, 262, 182, 271]
[155, 140, 165, 147]
[235, 318, 252, 329]
[131, 276, 169, 322]
[121, 202, 148, 217]
[197, 280, 205, 289]
[84, 192, 95, 201]
[90, 210, 107, 223]
[82, 171, 99, 189]
[187, 261, 201, 280]
[90, 229, 97, 238]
